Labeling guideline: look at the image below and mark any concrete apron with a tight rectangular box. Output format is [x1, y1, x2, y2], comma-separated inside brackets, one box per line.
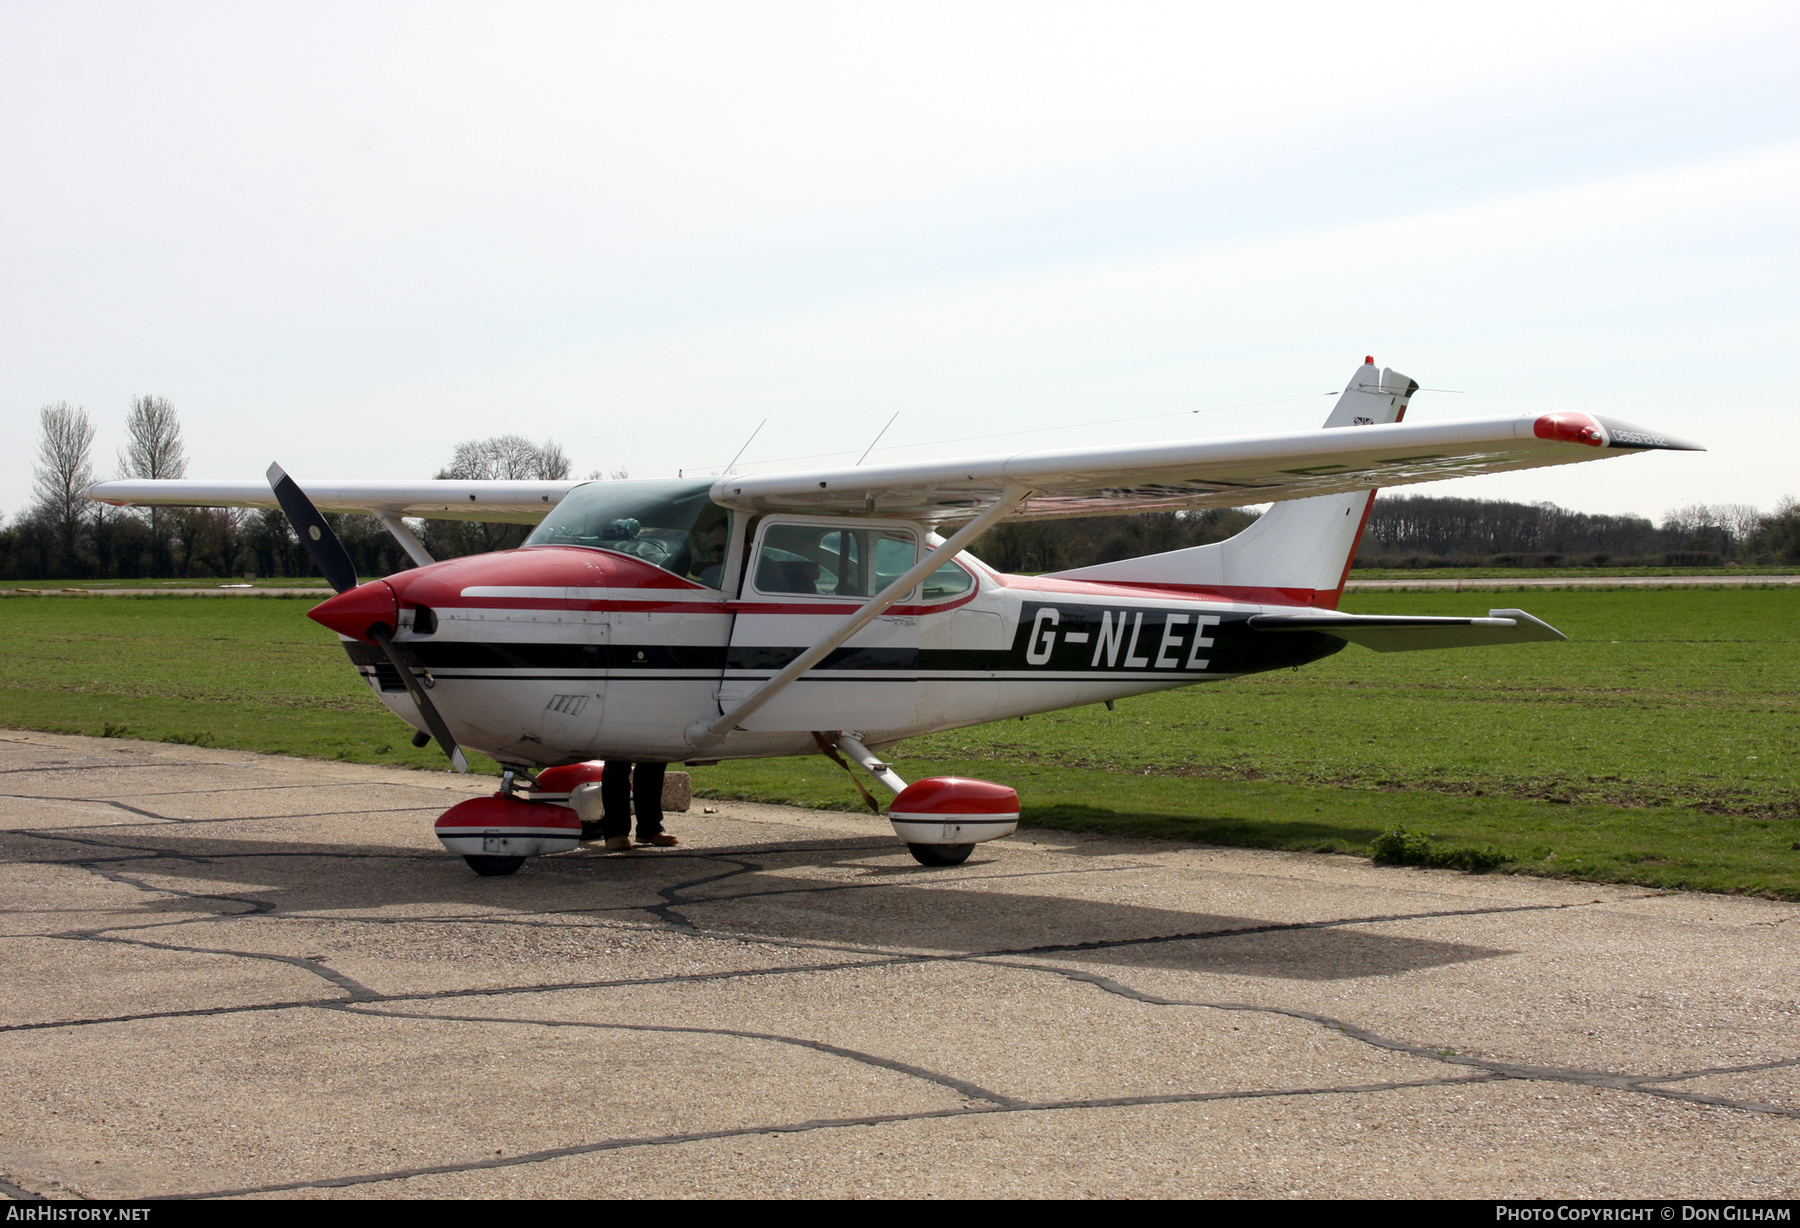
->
[0, 730, 1794, 1200]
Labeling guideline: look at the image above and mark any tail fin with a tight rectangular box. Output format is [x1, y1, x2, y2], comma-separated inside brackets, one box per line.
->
[1047, 358, 1418, 608]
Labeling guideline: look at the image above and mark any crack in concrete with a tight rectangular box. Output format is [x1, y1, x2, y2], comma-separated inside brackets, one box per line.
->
[75, 862, 274, 916]
[0, 1172, 45, 1200]
[987, 961, 1800, 1121]
[0, 756, 247, 776]
[164, 1071, 1502, 1199]
[50, 933, 382, 1002]
[0, 794, 181, 823]
[1634, 1055, 1800, 1085]
[12, 830, 436, 863]
[335, 1004, 1024, 1107]
[9, 804, 443, 830]
[641, 859, 1154, 913]
[12, 895, 1793, 1127]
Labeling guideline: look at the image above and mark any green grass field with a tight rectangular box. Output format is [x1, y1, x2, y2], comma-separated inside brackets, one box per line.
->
[1, 589, 1794, 897]
[0, 578, 338, 591]
[1347, 566, 1800, 579]
[5, 564, 1795, 592]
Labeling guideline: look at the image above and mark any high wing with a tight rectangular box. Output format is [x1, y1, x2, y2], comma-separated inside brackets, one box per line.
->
[711, 411, 1700, 526]
[86, 479, 582, 524]
[85, 407, 1698, 531]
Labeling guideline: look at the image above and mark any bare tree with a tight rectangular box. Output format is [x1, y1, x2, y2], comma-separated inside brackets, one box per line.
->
[118, 395, 188, 574]
[1750, 497, 1800, 563]
[1717, 503, 1763, 549]
[120, 395, 187, 482]
[437, 435, 570, 482]
[32, 401, 96, 575]
[424, 435, 572, 557]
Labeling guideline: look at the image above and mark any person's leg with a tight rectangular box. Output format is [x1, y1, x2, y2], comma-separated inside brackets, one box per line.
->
[633, 762, 670, 843]
[598, 761, 632, 844]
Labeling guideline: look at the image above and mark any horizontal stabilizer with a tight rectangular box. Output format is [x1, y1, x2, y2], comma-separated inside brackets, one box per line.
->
[1247, 607, 1566, 652]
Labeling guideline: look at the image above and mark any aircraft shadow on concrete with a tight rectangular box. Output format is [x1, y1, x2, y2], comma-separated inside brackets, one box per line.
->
[7, 827, 1509, 984]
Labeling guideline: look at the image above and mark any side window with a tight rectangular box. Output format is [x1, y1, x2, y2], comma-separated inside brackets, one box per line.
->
[922, 555, 976, 601]
[871, 532, 917, 592]
[752, 523, 918, 598]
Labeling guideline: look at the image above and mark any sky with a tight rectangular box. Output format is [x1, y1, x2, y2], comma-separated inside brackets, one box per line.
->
[2, 1, 1795, 522]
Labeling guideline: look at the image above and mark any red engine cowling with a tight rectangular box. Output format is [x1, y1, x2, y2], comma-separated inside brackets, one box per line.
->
[434, 794, 581, 858]
[888, 777, 1019, 846]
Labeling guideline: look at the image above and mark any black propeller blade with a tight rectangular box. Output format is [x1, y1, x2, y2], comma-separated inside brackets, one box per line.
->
[267, 462, 469, 774]
[367, 624, 470, 774]
[267, 463, 359, 594]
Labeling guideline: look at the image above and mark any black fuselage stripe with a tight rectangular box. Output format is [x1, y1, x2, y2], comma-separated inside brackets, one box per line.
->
[344, 609, 1343, 679]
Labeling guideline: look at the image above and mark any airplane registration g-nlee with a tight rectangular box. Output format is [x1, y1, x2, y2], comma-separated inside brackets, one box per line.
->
[88, 359, 1700, 877]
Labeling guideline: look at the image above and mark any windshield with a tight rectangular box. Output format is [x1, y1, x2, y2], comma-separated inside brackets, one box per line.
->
[525, 479, 730, 586]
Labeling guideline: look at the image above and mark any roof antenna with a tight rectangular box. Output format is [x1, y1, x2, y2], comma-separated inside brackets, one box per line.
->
[722, 419, 767, 476]
[855, 412, 900, 466]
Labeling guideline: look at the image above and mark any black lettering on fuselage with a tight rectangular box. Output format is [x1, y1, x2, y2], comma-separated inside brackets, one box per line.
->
[1019, 604, 1227, 673]
[1092, 610, 1127, 667]
[1008, 603, 1326, 677]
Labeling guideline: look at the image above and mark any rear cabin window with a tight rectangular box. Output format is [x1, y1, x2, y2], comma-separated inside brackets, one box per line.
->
[524, 479, 731, 587]
[922, 556, 976, 601]
[755, 524, 919, 598]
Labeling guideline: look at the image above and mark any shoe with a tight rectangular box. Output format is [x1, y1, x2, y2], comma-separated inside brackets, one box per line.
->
[603, 836, 634, 852]
[579, 821, 606, 844]
[635, 833, 679, 847]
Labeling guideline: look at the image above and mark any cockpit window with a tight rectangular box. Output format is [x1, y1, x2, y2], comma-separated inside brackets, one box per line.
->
[524, 480, 731, 586]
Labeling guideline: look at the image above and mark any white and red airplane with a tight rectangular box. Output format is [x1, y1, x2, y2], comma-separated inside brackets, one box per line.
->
[88, 360, 1699, 875]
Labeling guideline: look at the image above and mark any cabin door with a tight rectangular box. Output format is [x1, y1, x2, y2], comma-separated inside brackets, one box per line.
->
[722, 517, 921, 733]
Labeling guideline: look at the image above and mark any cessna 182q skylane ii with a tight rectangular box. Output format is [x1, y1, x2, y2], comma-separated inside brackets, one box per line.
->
[88, 360, 1699, 875]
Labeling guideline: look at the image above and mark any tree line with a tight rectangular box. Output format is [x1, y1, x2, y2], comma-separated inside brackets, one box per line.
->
[0, 399, 584, 582]
[980, 494, 1800, 573]
[1354, 493, 1800, 567]
[4, 397, 1796, 580]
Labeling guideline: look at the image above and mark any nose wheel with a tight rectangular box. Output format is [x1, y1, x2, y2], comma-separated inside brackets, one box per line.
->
[906, 843, 973, 866]
[463, 855, 526, 877]
[436, 792, 581, 876]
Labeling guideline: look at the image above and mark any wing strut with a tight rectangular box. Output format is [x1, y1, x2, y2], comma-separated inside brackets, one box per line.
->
[373, 511, 435, 569]
[687, 486, 1032, 751]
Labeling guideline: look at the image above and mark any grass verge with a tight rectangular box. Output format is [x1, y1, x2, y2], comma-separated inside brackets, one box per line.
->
[0, 589, 1794, 898]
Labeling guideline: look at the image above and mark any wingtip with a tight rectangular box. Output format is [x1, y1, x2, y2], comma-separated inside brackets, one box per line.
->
[1592, 415, 1705, 452]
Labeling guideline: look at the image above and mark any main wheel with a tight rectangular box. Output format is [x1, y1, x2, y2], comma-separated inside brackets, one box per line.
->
[464, 855, 526, 877]
[906, 843, 973, 866]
